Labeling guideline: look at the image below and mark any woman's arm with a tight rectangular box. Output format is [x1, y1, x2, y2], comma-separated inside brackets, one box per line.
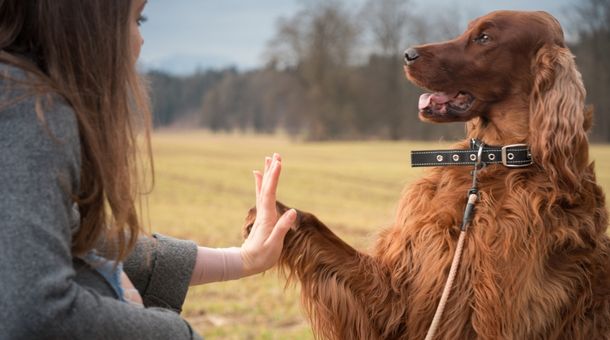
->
[187, 154, 296, 286]
[125, 154, 295, 290]
[123, 234, 198, 310]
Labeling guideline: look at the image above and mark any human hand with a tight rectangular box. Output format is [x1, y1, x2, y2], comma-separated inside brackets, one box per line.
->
[240, 153, 296, 277]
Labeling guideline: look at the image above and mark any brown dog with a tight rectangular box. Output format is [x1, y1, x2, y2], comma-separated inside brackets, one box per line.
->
[244, 11, 610, 339]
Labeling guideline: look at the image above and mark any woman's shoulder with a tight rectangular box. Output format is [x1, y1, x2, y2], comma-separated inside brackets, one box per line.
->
[0, 62, 79, 149]
[0, 62, 81, 191]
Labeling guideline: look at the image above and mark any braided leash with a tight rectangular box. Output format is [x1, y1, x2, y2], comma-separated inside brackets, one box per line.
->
[423, 142, 484, 340]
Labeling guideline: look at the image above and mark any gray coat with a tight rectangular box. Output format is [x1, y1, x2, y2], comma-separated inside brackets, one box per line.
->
[0, 63, 203, 340]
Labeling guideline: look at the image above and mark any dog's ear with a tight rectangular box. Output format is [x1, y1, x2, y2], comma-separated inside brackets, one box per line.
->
[529, 44, 589, 198]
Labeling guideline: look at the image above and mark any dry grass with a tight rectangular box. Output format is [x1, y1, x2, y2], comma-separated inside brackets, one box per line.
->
[146, 131, 610, 339]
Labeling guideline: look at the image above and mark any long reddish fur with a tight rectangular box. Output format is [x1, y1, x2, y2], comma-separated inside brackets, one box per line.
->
[244, 11, 610, 340]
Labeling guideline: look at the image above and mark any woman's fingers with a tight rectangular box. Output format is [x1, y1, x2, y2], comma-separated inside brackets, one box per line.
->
[255, 153, 278, 202]
[253, 170, 262, 200]
[253, 153, 284, 229]
[264, 154, 281, 195]
[259, 157, 281, 220]
[263, 156, 272, 175]
[250, 170, 264, 238]
[263, 154, 280, 177]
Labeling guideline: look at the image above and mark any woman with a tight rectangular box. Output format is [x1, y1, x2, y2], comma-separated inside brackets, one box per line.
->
[0, 0, 295, 338]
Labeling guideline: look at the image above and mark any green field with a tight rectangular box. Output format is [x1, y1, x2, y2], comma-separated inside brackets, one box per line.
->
[147, 131, 610, 339]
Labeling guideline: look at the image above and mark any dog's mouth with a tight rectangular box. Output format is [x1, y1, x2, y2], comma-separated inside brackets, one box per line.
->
[418, 91, 475, 122]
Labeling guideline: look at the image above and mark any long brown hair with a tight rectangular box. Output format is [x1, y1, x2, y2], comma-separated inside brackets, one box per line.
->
[0, 0, 152, 261]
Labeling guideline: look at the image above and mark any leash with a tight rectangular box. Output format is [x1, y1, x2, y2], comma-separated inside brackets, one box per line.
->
[412, 139, 532, 340]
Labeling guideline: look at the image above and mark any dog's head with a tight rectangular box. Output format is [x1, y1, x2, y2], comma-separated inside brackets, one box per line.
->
[404, 10, 591, 194]
[404, 10, 564, 124]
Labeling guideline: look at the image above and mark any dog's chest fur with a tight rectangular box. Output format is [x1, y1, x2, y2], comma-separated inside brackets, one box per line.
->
[379, 166, 561, 338]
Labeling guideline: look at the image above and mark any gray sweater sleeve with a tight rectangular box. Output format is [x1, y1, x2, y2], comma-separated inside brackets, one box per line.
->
[0, 77, 202, 339]
[124, 234, 198, 313]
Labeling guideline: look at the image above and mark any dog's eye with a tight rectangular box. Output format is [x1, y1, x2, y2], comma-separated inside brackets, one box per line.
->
[474, 33, 490, 44]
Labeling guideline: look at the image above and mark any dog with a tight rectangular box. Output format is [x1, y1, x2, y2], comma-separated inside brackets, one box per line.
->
[244, 10, 610, 339]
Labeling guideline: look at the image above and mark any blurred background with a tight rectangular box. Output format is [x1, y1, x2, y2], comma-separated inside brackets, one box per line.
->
[140, 0, 609, 141]
[138, 0, 610, 338]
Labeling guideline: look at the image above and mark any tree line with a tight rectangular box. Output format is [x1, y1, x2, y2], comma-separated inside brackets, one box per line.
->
[147, 0, 610, 142]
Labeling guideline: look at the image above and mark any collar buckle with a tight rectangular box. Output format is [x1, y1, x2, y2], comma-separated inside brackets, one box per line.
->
[501, 144, 532, 168]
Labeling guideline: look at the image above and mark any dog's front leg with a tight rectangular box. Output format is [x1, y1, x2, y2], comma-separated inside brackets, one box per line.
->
[243, 202, 403, 340]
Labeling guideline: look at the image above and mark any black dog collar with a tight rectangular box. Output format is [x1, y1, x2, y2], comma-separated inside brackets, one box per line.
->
[411, 140, 532, 168]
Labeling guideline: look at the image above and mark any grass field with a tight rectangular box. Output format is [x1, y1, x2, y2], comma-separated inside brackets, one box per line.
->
[147, 131, 610, 339]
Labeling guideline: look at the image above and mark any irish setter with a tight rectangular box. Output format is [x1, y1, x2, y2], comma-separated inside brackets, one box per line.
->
[244, 10, 610, 339]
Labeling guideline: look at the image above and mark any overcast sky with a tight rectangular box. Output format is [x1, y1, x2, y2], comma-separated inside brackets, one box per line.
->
[139, 0, 576, 74]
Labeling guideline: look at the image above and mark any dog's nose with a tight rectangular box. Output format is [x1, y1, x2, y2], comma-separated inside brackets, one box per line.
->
[404, 47, 419, 65]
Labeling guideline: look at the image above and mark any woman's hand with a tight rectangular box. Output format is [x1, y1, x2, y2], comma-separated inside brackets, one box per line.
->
[240, 153, 296, 277]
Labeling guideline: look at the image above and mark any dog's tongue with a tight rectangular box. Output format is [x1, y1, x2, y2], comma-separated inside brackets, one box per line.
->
[418, 92, 457, 110]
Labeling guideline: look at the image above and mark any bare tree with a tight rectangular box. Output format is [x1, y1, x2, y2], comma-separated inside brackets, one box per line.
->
[264, 15, 306, 70]
[264, 0, 361, 139]
[362, 0, 417, 55]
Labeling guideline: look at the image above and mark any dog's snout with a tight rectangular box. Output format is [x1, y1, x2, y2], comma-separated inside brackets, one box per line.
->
[404, 47, 419, 65]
